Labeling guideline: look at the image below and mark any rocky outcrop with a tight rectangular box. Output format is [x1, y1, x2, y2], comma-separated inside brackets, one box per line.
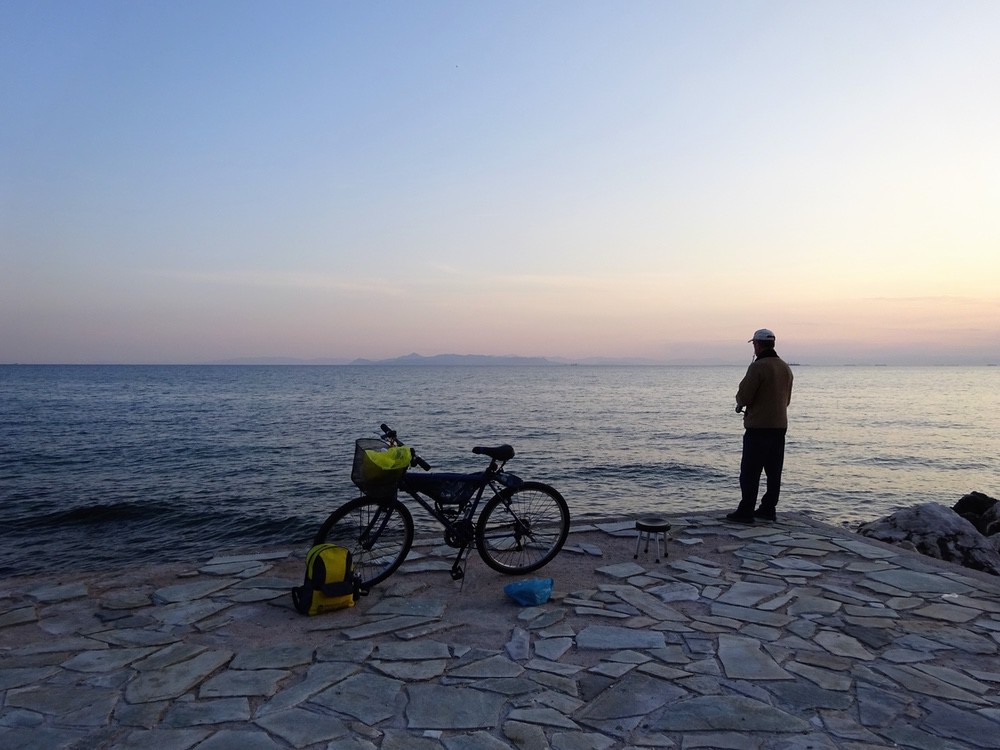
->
[857, 499, 1000, 577]
[953, 490, 1000, 536]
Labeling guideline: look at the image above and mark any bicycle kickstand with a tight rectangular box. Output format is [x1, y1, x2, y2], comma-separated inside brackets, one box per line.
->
[449, 545, 472, 581]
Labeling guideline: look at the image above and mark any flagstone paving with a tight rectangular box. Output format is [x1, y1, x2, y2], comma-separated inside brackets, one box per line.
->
[3, 512, 1000, 749]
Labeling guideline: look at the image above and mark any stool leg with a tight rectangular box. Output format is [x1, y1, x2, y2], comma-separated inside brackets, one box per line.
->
[633, 532, 641, 559]
[654, 533, 662, 563]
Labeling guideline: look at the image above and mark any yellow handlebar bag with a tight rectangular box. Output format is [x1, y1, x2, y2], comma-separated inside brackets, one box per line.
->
[362, 446, 412, 476]
[351, 440, 412, 498]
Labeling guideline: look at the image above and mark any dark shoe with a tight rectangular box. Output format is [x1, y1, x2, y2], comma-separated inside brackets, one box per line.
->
[754, 509, 776, 523]
[725, 512, 755, 525]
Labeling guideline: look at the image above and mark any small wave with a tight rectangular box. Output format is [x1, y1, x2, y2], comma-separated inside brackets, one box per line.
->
[855, 456, 918, 468]
[565, 461, 727, 483]
[15, 501, 171, 528]
[1, 504, 322, 576]
[855, 455, 991, 472]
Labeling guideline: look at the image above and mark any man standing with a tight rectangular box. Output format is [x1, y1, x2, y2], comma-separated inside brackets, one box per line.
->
[726, 328, 794, 524]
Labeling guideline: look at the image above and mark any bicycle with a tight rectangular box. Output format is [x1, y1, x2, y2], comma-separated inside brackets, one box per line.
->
[313, 424, 571, 589]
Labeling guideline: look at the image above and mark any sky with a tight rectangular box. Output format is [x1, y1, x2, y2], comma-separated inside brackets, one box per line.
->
[2, 1, 998, 365]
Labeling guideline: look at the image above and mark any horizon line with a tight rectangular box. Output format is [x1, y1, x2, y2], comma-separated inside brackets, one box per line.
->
[2, 359, 997, 368]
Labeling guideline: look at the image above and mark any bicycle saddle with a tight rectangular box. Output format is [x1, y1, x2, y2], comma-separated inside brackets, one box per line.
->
[472, 444, 515, 462]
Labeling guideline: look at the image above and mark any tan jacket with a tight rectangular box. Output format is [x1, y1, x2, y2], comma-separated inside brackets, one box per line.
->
[736, 352, 793, 429]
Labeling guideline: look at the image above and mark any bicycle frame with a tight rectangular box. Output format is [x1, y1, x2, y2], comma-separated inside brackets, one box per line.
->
[384, 429, 522, 576]
[398, 468, 519, 534]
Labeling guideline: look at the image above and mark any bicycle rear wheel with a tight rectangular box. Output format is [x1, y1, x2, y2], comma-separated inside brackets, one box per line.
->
[313, 496, 414, 589]
[475, 481, 570, 575]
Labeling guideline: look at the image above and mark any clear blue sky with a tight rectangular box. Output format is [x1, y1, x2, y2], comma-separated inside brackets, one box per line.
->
[3, 1, 998, 364]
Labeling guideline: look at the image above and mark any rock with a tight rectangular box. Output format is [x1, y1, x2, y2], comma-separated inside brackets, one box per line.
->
[857, 502, 1000, 577]
[952, 491, 998, 534]
[982, 503, 1000, 537]
[953, 490, 997, 517]
[989, 534, 1000, 556]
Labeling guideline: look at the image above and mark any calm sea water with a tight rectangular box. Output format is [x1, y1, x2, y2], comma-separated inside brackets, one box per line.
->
[1, 364, 997, 576]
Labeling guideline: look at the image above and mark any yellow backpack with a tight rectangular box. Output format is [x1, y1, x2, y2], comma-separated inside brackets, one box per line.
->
[291, 544, 359, 615]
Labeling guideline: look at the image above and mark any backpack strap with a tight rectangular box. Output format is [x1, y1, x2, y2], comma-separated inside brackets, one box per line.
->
[316, 579, 356, 598]
[291, 583, 313, 614]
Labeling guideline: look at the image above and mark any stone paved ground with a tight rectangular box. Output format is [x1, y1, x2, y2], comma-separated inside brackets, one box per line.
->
[2, 511, 1000, 749]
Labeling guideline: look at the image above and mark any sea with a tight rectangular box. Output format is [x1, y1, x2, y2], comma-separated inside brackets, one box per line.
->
[1, 364, 997, 577]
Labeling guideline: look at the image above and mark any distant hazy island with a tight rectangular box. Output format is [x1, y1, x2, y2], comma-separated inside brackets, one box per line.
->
[211, 353, 671, 366]
[351, 353, 555, 366]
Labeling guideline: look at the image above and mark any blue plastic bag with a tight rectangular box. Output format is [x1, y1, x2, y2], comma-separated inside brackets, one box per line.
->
[504, 578, 553, 606]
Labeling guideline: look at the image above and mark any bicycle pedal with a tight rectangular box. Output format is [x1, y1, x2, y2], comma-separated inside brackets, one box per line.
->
[450, 567, 465, 581]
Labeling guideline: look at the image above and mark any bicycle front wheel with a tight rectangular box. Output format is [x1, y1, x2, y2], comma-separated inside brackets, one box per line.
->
[313, 496, 414, 589]
[475, 482, 570, 575]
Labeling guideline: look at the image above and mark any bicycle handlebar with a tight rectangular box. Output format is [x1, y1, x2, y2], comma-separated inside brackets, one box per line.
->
[380, 423, 431, 471]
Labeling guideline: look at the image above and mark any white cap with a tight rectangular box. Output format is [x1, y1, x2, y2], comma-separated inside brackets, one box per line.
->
[749, 328, 776, 342]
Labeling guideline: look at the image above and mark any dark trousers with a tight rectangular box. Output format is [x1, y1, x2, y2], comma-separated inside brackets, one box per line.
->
[736, 428, 787, 516]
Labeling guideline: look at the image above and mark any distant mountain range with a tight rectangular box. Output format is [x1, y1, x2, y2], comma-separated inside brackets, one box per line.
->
[209, 353, 675, 366]
[209, 353, 554, 366]
[351, 353, 554, 366]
